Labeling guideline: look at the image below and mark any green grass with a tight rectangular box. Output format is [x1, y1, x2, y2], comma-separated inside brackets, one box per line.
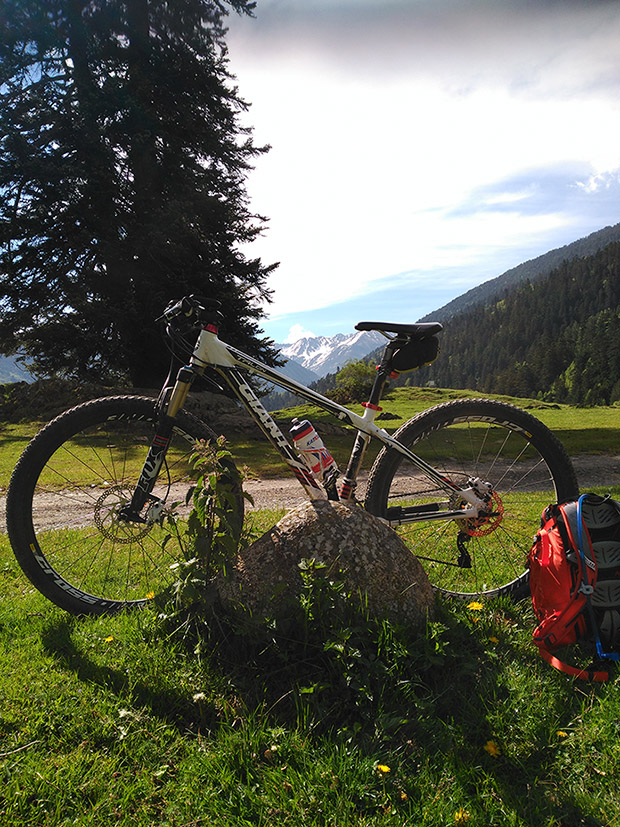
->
[3, 387, 618, 487]
[377, 388, 620, 459]
[3, 392, 620, 824]
[393, 490, 551, 596]
[258, 388, 620, 479]
[0, 422, 40, 489]
[2, 520, 620, 825]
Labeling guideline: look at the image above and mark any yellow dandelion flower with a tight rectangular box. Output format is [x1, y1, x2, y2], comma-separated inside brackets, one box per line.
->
[104, 635, 114, 643]
[484, 739, 501, 757]
[376, 764, 391, 774]
[145, 591, 155, 600]
[454, 808, 471, 825]
[400, 791, 408, 801]
[488, 636, 499, 644]
[556, 730, 568, 738]
[467, 601, 483, 611]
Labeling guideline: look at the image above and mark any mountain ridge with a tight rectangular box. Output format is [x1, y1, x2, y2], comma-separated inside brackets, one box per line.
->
[410, 238, 620, 405]
[418, 222, 620, 323]
[275, 329, 384, 379]
[0, 355, 32, 384]
[3, 224, 619, 393]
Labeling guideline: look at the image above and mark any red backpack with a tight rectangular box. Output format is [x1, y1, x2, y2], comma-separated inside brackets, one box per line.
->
[528, 493, 620, 681]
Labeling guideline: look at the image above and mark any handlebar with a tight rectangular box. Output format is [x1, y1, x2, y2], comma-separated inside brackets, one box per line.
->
[158, 295, 222, 327]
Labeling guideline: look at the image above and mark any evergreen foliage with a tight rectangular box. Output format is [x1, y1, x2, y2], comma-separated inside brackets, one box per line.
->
[413, 241, 620, 405]
[0, 0, 277, 386]
[328, 359, 377, 403]
[261, 360, 376, 411]
[261, 366, 343, 411]
[419, 221, 620, 323]
[264, 238, 620, 410]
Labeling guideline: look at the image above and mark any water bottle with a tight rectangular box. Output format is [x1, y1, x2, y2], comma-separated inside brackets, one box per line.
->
[289, 418, 338, 480]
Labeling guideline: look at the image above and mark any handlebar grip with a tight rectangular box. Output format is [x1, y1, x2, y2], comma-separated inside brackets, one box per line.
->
[160, 294, 221, 323]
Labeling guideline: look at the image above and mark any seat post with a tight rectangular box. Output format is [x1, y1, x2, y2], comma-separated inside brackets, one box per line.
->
[366, 339, 398, 409]
[339, 340, 397, 502]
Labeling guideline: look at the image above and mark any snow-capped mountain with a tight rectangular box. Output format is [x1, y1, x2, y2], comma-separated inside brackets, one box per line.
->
[276, 329, 385, 379]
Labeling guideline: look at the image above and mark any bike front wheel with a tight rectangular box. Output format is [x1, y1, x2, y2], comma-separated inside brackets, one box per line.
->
[6, 395, 242, 615]
[365, 398, 578, 599]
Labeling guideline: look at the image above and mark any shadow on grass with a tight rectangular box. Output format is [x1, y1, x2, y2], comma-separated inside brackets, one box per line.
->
[203, 599, 607, 826]
[40, 615, 222, 736]
[553, 427, 620, 456]
[0, 430, 35, 463]
[39, 600, 608, 826]
[413, 609, 608, 827]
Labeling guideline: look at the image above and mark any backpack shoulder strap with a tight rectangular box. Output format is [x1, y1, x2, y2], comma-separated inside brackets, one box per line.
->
[559, 500, 596, 576]
[537, 647, 609, 682]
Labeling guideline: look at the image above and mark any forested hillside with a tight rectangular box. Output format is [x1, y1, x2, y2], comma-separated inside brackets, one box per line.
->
[266, 235, 620, 411]
[413, 240, 620, 405]
[419, 222, 620, 322]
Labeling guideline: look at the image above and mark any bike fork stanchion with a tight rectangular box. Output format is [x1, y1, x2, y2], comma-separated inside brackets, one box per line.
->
[119, 368, 195, 523]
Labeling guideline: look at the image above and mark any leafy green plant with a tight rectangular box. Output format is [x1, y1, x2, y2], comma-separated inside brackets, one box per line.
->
[4, 520, 620, 824]
[6, 400, 620, 824]
[329, 359, 377, 404]
[162, 437, 252, 642]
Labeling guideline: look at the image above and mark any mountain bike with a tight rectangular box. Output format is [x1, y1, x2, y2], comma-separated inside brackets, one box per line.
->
[5, 295, 579, 614]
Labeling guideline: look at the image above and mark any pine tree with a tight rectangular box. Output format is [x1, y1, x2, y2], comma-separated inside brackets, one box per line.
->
[0, 0, 276, 386]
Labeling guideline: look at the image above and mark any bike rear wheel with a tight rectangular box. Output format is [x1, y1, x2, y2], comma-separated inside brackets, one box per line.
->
[6, 395, 241, 615]
[365, 398, 578, 599]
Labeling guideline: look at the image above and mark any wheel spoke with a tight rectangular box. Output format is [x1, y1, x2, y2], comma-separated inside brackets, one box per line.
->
[365, 399, 578, 598]
[7, 396, 243, 614]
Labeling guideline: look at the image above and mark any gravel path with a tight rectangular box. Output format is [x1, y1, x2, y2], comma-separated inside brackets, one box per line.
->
[244, 473, 369, 511]
[243, 455, 620, 509]
[571, 454, 620, 490]
[1, 455, 618, 531]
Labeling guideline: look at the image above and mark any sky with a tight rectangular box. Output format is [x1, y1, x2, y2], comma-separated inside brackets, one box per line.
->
[225, 0, 620, 344]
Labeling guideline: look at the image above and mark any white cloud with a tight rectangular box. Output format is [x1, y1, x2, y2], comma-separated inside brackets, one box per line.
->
[484, 190, 534, 207]
[577, 169, 620, 195]
[227, 1, 620, 328]
[284, 323, 317, 343]
[242, 74, 620, 318]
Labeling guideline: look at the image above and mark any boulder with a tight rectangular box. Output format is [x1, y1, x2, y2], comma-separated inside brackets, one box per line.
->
[217, 499, 435, 627]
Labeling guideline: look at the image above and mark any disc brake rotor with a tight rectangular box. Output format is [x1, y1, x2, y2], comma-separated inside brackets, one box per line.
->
[453, 490, 505, 537]
[93, 486, 154, 543]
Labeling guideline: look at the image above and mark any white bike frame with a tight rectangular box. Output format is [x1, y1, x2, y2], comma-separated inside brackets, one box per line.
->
[170, 323, 489, 522]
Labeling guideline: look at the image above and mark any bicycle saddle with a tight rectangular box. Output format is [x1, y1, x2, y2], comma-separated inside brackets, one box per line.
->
[355, 321, 443, 338]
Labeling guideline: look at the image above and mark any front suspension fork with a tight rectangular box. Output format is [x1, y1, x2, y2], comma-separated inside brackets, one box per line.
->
[119, 367, 194, 523]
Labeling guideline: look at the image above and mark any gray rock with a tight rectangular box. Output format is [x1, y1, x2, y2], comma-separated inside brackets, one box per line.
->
[217, 499, 435, 627]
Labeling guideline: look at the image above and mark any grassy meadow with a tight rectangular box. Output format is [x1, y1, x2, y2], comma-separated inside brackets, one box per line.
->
[236, 386, 620, 478]
[1, 387, 620, 825]
[1, 385, 619, 480]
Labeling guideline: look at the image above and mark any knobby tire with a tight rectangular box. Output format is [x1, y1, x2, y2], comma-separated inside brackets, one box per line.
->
[6, 395, 242, 615]
[365, 398, 578, 599]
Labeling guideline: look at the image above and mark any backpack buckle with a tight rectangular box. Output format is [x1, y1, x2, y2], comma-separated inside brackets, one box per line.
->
[578, 583, 594, 596]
